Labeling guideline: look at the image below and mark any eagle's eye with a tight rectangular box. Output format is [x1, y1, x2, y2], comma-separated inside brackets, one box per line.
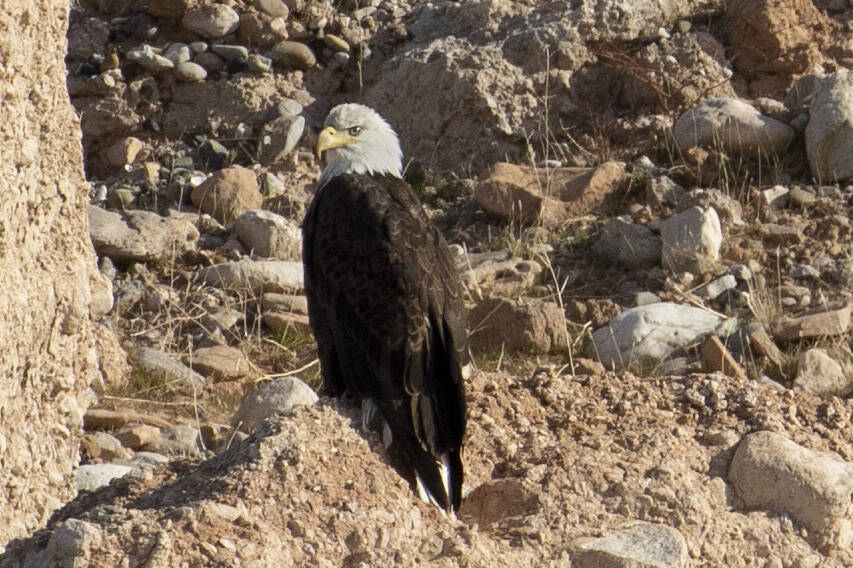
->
[348, 126, 363, 136]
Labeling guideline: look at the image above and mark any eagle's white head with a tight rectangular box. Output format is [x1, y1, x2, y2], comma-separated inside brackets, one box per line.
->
[315, 103, 403, 187]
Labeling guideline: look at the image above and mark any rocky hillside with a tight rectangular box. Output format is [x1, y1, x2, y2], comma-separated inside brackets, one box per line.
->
[2, 0, 853, 566]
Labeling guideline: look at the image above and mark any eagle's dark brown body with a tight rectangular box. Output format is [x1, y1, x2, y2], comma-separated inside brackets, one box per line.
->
[303, 174, 468, 510]
[302, 173, 468, 512]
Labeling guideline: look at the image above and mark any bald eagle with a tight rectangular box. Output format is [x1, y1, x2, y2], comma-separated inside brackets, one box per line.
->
[302, 104, 468, 513]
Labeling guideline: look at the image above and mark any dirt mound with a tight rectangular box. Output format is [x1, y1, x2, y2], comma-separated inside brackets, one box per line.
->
[3, 371, 850, 566]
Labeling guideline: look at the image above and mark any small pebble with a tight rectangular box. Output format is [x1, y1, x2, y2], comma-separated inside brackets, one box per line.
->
[211, 44, 249, 63]
[127, 44, 174, 72]
[247, 54, 272, 73]
[789, 187, 816, 207]
[270, 41, 316, 70]
[174, 61, 207, 82]
[324, 33, 350, 53]
[163, 43, 191, 65]
[791, 264, 820, 279]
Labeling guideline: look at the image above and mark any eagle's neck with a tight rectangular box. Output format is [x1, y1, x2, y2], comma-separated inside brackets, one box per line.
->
[318, 145, 402, 188]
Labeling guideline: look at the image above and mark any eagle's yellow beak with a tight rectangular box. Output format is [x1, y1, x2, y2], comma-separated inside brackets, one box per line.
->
[315, 126, 357, 159]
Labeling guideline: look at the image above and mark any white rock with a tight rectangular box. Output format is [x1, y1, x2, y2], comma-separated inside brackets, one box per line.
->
[76, 464, 134, 492]
[592, 302, 722, 368]
[794, 348, 849, 396]
[233, 377, 318, 433]
[658, 206, 721, 274]
[233, 210, 302, 259]
[729, 431, 853, 546]
[673, 97, 793, 158]
[197, 259, 304, 294]
[760, 185, 790, 211]
[163, 43, 191, 65]
[89, 270, 114, 319]
[182, 5, 240, 38]
[126, 44, 174, 72]
[806, 69, 853, 183]
[696, 274, 736, 300]
[573, 522, 687, 568]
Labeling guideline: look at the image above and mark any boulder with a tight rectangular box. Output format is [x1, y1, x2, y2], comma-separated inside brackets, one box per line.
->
[592, 302, 722, 368]
[729, 430, 853, 552]
[468, 297, 568, 354]
[474, 162, 625, 226]
[191, 166, 263, 226]
[131, 347, 206, 390]
[88, 206, 199, 263]
[673, 98, 793, 158]
[233, 210, 302, 260]
[76, 464, 134, 492]
[805, 69, 853, 183]
[181, 5, 240, 38]
[0, 0, 99, 541]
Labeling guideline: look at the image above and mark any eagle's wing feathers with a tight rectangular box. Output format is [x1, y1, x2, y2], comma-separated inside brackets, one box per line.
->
[303, 172, 466, 510]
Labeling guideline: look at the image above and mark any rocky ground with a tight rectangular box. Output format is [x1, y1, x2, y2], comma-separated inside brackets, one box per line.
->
[2, 0, 853, 566]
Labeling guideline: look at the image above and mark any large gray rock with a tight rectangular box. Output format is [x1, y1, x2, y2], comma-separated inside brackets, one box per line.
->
[673, 97, 793, 158]
[592, 302, 722, 368]
[591, 217, 661, 268]
[233, 210, 302, 259]
[657, 206, 721, 274]
[197, 259, 304, 294]
[729, 431, 853, 551]
[88, 206, 199, 263]
[805, 69, 853, 183]
[76, 464, 134, 492]
[573, 522, 688, 568]
[233, 377, 318, 434]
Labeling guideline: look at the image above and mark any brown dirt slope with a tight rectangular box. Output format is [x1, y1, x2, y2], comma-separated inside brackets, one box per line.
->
[2, 371, 850, 567]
